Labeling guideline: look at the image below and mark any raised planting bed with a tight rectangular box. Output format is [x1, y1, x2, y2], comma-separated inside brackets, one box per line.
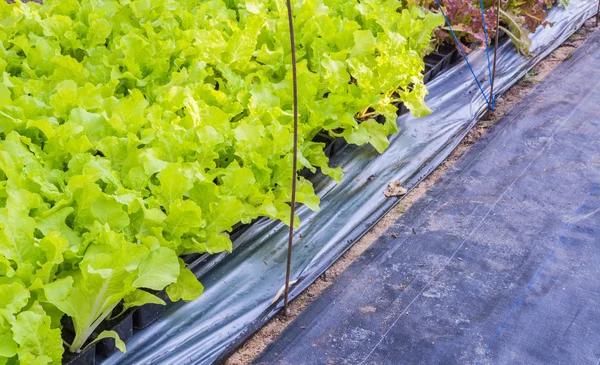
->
[0, 0, 580, 363]
[94, 2, 600, 364]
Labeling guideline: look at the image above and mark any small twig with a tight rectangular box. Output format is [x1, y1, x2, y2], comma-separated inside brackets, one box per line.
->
[284, 0, 298, 318]
[271, 280, 298, 305]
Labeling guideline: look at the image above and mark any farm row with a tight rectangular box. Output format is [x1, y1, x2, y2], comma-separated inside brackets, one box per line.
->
[0, 0, 558, 363]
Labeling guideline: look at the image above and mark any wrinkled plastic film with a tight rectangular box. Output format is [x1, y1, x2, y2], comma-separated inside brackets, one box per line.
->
[100, 1, 597, 364]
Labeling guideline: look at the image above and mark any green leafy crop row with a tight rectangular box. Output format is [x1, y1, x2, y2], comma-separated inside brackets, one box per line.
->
[0, 0, 442, 363]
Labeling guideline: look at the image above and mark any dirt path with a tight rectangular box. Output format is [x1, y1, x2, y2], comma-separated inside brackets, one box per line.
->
[223, 18, 599, 365]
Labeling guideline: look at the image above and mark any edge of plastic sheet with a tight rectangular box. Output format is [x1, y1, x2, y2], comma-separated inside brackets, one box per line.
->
[99, 1, 598, 364]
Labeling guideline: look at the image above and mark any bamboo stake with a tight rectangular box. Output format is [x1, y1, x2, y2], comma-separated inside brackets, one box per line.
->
[283, 0, 298, 318]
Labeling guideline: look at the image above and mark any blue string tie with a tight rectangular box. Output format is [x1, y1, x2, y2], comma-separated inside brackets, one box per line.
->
[435, 0, 496, 110]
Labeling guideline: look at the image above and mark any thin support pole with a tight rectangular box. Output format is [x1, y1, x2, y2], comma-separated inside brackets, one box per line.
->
[283, 0, 298, 318]
[490, 0, 500, 108]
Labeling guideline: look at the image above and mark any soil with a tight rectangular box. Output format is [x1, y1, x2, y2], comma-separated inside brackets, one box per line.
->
[223, 18, 599, 365]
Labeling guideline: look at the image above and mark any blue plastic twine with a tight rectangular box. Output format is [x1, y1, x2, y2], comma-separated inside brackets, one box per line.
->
[435, 0, 496, 110]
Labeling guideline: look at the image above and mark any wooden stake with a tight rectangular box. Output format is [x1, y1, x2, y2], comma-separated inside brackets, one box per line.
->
[490, 0, 501, 109]
[283, 0, 298, 318]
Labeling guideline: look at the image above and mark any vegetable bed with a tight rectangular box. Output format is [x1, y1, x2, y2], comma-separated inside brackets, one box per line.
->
[0, 0, 562, 364]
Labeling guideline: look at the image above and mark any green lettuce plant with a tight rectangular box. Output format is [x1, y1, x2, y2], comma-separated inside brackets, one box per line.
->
[0, 0, 442, 362]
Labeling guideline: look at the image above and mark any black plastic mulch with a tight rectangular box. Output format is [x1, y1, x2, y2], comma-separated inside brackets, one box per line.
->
[100, 1, 599, 364]
[255, 28, 600, 365]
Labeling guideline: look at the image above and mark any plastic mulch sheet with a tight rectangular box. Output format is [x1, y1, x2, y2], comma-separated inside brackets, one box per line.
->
[100, 1, 599, 364]
[254, 26, 600, 365]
